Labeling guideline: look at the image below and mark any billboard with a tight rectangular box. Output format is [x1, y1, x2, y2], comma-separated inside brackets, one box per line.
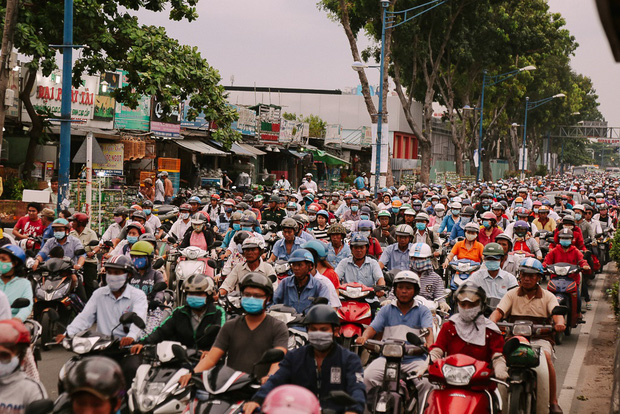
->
[114, 71, 151, 131]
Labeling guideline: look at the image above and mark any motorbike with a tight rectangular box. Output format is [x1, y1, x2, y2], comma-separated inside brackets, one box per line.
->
[363, 332, 427, 414]
[595, 228, 613, 268]
[142, 280, 175, 336]
[416, 295, 447, 340]
[181, 347, 285, 414]
[173, 246, 217, 306]
[447, 259, 481, 304]
[153, 204, 180, 235]
[31, 258, 85, 350]
[336, 282, 375, 351]
[266, 304, 307, 350]
[496, 306, 567, 414]
[535, 231, 553, 259]
[545, 263, 583, 343]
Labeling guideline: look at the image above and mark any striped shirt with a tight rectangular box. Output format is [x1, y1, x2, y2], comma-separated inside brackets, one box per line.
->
[312, 225, 330, 240]
[417, 270, 447, 303]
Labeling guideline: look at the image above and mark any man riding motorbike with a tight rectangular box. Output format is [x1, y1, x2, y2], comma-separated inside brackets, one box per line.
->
[468, 242, 518, 301]
[220, 237, 276, 296]
[379, 224, 414, 271]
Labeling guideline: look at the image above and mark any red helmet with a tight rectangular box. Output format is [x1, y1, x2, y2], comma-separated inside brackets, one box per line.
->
[195, 211, 210, 222]
[130, 204, 143, 211]
[180, 203, 191, 212]
[211, 194, 221, 200]
[223, 198, 236, 206]
[307, 203, 321, 213]
[0, 319, 31, 345]
[262, 384, 321, 414]
[71, 213, 89, 227]
[126, 222, 146, 235]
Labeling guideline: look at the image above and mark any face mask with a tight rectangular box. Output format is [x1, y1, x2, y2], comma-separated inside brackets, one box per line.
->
[127, 236, 138, 245]
[360, 230, 371, 238]
[533, 208, 539, 214]
[360, 215, 369, 221]
[193, 224, 204, 232]
[485, 260, 501, 271]
[515, 204, 522, 208]
[180, 212, 190, 220]
[114, 216, 124, 224]
[436, 210, 445, 218]
[460, 217, 471, 225]
[482, 205, 490, 211]
[411, 258, 433, 272]
[225, 207, 233, 213]
[144, 209, 151, 216]
[515, 231, 526, 238]
[452, 209, 460, 216]
[308, 215, 317, 221]
[186, 295, 207, 309]
[0, 356, 19, 378]
[392, 208, 399, 214]
[54, 231, 66, 240]
[241, 226, 252, 232]
[415, 222, 426, 231]
[232, 223, 241, 231]
[132, 256, 148, 270]
[465, 233, 477, 241]
[308, 331, 334, 351]
[286, 211, 296, 218]
[575, 214, 582, 221]
[431, 201, 438, 206]
[560, 239, 571, 247]
[351, 206, 359, 212]
[402, 197, 411, 202]
[107, 273, 127, 292]
[482, 220, 491, 229]
[332, 197, 339, 202]
[0, 261, 12, 275]
[458, 304, 481, 323]
[563, 225, 573, 231]
[241, 297, 265, 314]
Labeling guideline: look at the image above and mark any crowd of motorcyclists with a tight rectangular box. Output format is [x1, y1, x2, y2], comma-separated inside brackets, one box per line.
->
[0, 171, 618, 414]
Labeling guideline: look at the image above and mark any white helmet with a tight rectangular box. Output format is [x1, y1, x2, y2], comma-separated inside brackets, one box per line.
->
[393, 271, 421, 290]
[242, 236, 266, 251]
[450, 202, 462, 209]
[394, 224, 414, 237]
[409, 243, 432, 259]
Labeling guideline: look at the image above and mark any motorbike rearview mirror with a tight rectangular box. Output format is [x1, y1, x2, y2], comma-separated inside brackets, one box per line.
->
[75, 249, 86, 257]
[552, 305, 568, 316]
[207, 259, 217, 269]
[325, 390, 357, 407]
[406, 332, 423, 346]
[25, 399, 55, 414]
[120, 312, 146, 329]
[257, 349, 285, 366]
[152, 258, 165, 269]
[167, 234, 178, 244]
[172, 344, 189, 362]
[11, 298, 30, 309]
[502, 336, 521, 358]
[152, 282, 167, 293]
[311, 296, 329, 305]
[88, 240, 100, 247]
[268, 274, 277, 283]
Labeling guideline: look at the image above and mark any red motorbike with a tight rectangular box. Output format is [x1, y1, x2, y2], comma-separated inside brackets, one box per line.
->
[337, 282, 375, 350]
[421, 354, 504, 414]
[545, 262, 583, 343]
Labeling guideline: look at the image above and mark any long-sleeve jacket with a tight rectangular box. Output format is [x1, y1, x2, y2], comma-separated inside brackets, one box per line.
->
[252, 344, 366, 414]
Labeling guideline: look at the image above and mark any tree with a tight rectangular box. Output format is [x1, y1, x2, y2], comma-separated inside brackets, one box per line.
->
[282, 112, 327, 138]
[1, 0, 239, 177]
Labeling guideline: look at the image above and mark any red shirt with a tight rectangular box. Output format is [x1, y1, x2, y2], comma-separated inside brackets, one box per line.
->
[431, 321, 504, 363]
[368, 237, 383, 259]
[477, 227, 503, 246]
[552, 226, 585, 250]
[14, 216, 44, 237]
[543, 245, 588, 282]
[321, 268, 340, 290]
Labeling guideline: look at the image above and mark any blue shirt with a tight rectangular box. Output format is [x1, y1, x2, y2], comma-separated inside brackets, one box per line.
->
[271, 237, 304, 261]
[66, 284, 148, 339]
[370, 302, 433, 362]
[38, 235, 86, 262]
[42, 224, 54, 246]
[326, 243, 351, 268]
[379, 243, 412, 271]
[299, 231, 314, 242]
[221, 229, 238, 249]
[0, 277, 33, 321]
[354, 176, 365, 190]
[273, 274, 333, 313]
[468, 266, 518, 300]
[449, 221, 465, 241]
[335, 256, 383, 287]
[438, 215, 456, 233]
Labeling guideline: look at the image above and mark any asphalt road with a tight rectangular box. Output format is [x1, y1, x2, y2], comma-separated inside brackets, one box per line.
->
[36, 269, 613, 410]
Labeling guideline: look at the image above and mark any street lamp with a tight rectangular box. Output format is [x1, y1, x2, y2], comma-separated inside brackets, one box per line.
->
[521, 93, 566, 179]
[353, 0, 449, 195]
[476, 65, 536, 182]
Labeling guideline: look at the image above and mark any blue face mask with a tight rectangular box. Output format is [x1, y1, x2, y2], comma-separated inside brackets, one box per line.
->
[482, 220, 491, 229]
[452, 210, 460, 216]
[482, 205, 490, 211]
[460, 217, 471, 225]
[0, 261, 13, 275]
[559, 239, 572, 247]
[127, 236, 138, 245]
[225, 207, 233, 213]
[575, 213, 582, 221]
[186, 295, 207, 309]
[242, 226, 253, 232]
[54, 231, 66, 240]
[392, 208, 399, 213]
[351, 206, 359, 212]
[233, 223, 241, 231]
[241, 297, 265, 314]
[360, 215, 369, 221]
[144, 209, 151, 216]
[415, 222, 426, 231]
[515, 203, 523, 208]
[485, 260, 501, 271]
[132, 256, 148, 270]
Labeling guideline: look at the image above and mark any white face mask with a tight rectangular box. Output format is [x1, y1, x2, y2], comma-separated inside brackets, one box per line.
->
[0, 356, 19, 377]
[107, 273, 127, 292]
[180, 212, 190, 220]
[458, 304, 481, 323]
[465, 233, 477, 241]
[435, 210, 445, 218]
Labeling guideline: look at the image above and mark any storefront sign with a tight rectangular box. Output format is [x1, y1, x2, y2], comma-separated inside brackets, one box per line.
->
[114, 71, 151, 131]
[93, 143, 124, 175]
[279, 120, 308, 143]
[23, 71, 97, 121]
[94, 72, 121, 121]
[324, 124, 342, 145]
[181, 101, 208, 129]
[231, 105, 256, 136]
[151, 97, 181, 138]
[590, 137, 620, 146]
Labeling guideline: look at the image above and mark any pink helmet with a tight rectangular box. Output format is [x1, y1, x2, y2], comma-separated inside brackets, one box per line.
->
[262, 384, 321, 414]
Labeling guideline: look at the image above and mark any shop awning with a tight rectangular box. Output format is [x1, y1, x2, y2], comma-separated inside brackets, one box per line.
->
[174, 139, 228, 156]
[230, 143, 266, 157]
[309, 148, 350, 166]
[287, 149, 306, 159]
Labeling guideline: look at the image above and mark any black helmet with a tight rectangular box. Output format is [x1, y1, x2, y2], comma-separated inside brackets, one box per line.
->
[113, 207, 128, 217]
[41, 257, 73, 275]
[461, 206, 475, 217]
[303, 304, 340, 326]
[240, 272, 273, 297]
[233, 230, 252, 246]
[104, 255, 135, 273]
[64, 356, 125, 401]
[454, 282, 487, 313]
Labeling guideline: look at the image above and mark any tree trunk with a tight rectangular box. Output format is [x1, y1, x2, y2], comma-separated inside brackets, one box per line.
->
[454, 141, 464, 176]
[20, 68, 45, 179]
[0, 0, 19, 156]
[482, 150, 492, 181]
[419, 140, 432, 183]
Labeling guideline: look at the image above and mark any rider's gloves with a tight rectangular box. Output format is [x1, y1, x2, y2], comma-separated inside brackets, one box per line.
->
[429, 347, 444, 363]
[413, 356, 430, 377]
[439, 302, 451, 313]
[492, 353, 509, 381]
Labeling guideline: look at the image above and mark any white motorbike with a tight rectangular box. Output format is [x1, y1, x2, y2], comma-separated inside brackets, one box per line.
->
[174, 246, 217, 306]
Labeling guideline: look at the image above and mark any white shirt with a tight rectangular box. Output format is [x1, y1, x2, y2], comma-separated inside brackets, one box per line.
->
[101, 222, 123, 243]
[305, 180, 318, 193]
[155, 179, 165, 202]
[146, 214, 162, 231]
[168, 218, 191, 241]
[0, 290, 11, 320]
[314, 271, 341, 308]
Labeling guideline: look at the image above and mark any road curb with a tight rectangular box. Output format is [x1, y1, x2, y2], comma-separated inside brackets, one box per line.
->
[610, 264, 620, 414]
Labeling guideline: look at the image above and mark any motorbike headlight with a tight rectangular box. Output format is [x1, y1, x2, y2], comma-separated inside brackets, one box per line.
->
[513, 324, 533, 337]
[554, 266, 570, 276]
[442, 364, 475, 386]
[340, 286, 365, 299]
[382, 344, 403, 358]
[72, 337, 98, 354]
[52, 283, 71, 300]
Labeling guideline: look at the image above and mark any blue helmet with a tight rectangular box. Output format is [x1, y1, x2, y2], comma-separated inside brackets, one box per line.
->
[0, 245, 26, 265]
[188, 196, 201, 204]
[357, 220, 374, 231]
[301, 241, 328, 260]
[349, 233, 369, 246]
[288, 249, 315, 264]
[519, 258, 544, 275]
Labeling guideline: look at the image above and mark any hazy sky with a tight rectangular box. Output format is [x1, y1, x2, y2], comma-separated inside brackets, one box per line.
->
[137, 0, 619, 126]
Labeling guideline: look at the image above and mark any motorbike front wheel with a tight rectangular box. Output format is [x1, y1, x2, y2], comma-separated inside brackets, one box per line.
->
[555, 330, 563, 345]
[40, 312, 54, 351]
[508, 382, 533, 414]
[565, 326, 572, 336]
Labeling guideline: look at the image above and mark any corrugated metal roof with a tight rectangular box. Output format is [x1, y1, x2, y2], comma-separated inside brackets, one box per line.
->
[174, 139, 228, 156]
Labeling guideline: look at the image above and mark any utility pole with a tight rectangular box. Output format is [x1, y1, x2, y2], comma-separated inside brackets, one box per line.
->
[0, 0, 20, 157]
